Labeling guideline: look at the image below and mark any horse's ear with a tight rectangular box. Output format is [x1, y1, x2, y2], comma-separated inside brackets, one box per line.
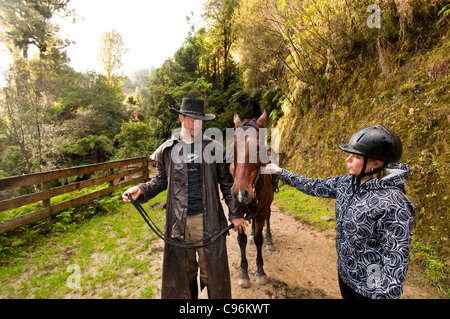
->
[256, 110, 267, 128]
[233, 112, 242, 128]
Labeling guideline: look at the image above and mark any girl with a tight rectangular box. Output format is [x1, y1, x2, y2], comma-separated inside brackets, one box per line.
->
[266, 124, 415, 299]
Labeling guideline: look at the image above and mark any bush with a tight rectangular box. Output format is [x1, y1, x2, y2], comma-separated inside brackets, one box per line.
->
[114, 122, 156, 158]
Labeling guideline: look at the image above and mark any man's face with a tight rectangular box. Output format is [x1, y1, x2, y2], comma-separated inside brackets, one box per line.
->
[179, 114, 202, 139]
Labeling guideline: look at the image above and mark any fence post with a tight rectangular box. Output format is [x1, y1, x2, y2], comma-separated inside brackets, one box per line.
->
[145, 159, 150, 182]
[41, 182, 52, 231]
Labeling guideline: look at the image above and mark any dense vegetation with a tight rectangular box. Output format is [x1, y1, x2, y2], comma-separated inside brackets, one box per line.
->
[0, 0, 448, 293]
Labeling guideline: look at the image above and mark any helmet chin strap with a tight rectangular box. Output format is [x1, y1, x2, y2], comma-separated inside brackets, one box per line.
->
[352, 157, 384, 193]
[359, 157, 368, 179]
[352, 157, 367, 193]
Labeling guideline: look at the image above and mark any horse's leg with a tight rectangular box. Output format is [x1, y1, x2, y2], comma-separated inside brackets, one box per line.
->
[237, 232, 250, 288]
[249, 220, 255, 241]
[265, 208, 274, 251]
[254, 213, 267, 285]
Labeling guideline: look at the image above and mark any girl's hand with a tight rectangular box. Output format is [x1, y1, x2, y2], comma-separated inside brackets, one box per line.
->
[265, 163, 282, 175]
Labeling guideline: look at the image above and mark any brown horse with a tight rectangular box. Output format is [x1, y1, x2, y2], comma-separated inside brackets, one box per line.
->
[230, 110, 278, 288]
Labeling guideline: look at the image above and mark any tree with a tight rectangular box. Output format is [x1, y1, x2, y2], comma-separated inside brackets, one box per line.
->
[97, 29, 128, 83]
[203, 0, 239, 90]
[0, 55, 73, 173]
[61, 73, 128, 138]
[0, 0, 74, 59]
[114, 121, 156, 159]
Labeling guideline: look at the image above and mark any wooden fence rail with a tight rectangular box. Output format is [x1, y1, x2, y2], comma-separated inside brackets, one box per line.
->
[0, 157, 151, 234]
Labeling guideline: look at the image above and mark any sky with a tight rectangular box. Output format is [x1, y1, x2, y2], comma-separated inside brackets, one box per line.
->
[0, 0, 206, 83]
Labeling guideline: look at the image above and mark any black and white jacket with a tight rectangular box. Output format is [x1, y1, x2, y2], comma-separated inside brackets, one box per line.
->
[279, 163, 415, 299]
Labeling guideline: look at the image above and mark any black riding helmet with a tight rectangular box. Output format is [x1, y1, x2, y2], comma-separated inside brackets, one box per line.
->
[339, 124, 402, 192]
[339, 124, 402, 164]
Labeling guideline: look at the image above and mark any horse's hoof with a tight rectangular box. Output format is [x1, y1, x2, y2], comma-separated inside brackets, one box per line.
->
[266, 244, 274, 251]
[256, 275, 267, 285]
[238, 278, 251, 288]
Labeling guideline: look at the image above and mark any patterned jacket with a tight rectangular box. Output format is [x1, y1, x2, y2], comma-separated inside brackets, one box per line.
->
[279, 163, 415, 299]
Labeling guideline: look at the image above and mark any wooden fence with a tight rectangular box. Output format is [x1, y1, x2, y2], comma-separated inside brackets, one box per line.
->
[0, 157, 152, 234]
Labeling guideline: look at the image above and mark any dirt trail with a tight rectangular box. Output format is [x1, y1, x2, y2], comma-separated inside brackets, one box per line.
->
[202, 204, 435, 299]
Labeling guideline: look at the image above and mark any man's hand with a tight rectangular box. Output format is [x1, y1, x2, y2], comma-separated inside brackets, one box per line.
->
[231, 218, 248, 234]
[122, 186, 142, 203]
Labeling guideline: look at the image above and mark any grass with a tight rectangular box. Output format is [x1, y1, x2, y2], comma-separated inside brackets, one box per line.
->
[409, 236, 449, 297]
[274, 183, 336, 231]
[0, 188, 167, 299]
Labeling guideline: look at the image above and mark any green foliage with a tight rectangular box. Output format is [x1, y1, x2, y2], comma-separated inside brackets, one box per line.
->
[0, 0, 74, 59]
[143, 0, 268, 142]
[114, 121, 156, 158]
[0, 52, 74, 173]
[438, 4, 450, 17]
[274, 184, 335, 231]
[233, 0, 449, 115]
[61, 134, 113, 164]
[0, 146, 28, 176]
[410, 237, 449, 296]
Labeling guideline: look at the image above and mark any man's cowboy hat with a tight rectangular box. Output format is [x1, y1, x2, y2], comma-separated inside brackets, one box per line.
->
[169, 98, 215, 121]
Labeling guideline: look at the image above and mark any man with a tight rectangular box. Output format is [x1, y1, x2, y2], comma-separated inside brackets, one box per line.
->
[122, 98, 247, 299]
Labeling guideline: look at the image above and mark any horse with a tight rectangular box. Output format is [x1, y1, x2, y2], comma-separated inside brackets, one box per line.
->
[230, 110, 278, 288]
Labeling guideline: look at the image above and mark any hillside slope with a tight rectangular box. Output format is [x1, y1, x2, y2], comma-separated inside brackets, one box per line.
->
[276, 27, 449, 268]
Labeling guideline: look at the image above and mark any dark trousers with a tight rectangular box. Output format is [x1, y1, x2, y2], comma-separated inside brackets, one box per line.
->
[338, 276, 369, 299]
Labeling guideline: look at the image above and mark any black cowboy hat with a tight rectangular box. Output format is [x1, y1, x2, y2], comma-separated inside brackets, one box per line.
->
[169, 98, 215, 121]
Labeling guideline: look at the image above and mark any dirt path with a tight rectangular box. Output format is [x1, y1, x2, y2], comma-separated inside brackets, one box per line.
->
[205, 204, 436, 299]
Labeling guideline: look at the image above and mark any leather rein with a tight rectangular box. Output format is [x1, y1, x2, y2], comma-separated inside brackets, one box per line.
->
[125, 193, 251, 249]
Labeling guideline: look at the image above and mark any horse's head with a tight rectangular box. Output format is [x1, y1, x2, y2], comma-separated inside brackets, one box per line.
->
[231, 111, 267, 206]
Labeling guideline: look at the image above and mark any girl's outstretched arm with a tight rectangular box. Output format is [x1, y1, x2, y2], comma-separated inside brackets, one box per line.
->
[266, 163, 341, 199]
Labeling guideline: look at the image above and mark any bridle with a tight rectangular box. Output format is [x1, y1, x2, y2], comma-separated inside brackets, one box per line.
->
[232, 124, 279, 212]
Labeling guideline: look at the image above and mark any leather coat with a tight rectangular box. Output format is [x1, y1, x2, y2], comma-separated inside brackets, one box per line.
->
[137, 131, 241, 299]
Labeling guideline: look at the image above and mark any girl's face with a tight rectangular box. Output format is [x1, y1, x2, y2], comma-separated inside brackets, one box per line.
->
[346, 154, 365, 175]
[346, 154, 384, 176]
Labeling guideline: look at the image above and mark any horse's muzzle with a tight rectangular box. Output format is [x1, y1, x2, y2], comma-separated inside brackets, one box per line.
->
[232, 188, 252, 206]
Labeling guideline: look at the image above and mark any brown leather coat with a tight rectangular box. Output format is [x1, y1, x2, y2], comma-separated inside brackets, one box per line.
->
[137, 132, 241, 299]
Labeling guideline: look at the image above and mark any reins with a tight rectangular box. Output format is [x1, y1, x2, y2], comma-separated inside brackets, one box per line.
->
[125, 193, 251, 249]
